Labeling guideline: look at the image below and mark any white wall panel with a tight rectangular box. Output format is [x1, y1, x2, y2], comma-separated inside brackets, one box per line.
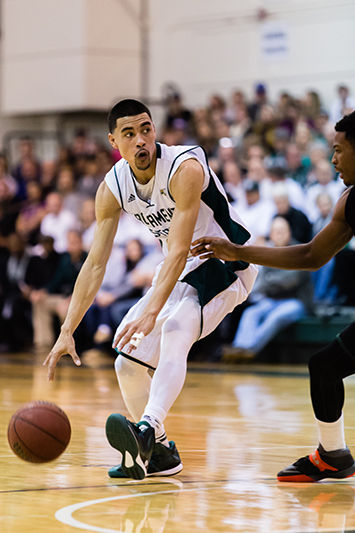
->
[148, 0, 355, 108]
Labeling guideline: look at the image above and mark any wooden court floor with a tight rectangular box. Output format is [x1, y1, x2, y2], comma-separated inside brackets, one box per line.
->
[1, 353, 355, 533]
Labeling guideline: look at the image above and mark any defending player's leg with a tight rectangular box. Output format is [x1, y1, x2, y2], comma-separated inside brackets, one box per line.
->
[277, 444, 355, 482]
[278, 327, 355, 482]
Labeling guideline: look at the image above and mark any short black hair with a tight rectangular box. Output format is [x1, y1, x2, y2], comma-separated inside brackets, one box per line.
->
[335, 111, 355, 149]
[108, 99, 152, 133]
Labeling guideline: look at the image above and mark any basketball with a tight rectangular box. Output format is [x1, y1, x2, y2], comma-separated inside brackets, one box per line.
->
[7, 401, 71, 463]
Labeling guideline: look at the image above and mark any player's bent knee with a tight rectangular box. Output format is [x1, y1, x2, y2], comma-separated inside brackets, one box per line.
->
[114, 354, 141, 377]
[308, 340, 343, 380]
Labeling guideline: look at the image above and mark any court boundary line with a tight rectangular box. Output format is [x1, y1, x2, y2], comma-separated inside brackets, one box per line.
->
[55, 486, 210, 533]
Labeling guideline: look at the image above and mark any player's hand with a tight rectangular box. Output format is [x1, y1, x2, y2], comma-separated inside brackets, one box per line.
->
[191, 237, 240, 261]
[112, 313, 157, 354]
[43, 330, 81, 381]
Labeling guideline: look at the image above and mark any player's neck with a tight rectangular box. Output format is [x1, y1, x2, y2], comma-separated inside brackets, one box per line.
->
[131, 155, 157, 184]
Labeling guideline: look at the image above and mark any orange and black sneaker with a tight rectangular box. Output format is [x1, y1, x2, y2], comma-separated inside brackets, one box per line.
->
[277, 445, 355, 482]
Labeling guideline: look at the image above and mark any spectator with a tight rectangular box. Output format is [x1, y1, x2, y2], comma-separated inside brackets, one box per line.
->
[12, 137, 41, 200]
[0, 180, 20, 241]
[229, 104, 252, 147]
[285, 143, 310, 187]
[264, 163, 306, 211]
[226, 89, 247, 124]
[223, 217, 313, 360]
[306, 140, 330, 185]
[306, 160, 345, 222]
[302, 90, 322, 121]
[84, 239, 146, 348]
[232, 180, 274, 243]
[272, 184, 312, 243]
[30, 229, 87, 351]
[220, 160, 244, 203]
[164, 92, 193, 133]
[311, 193, 338, 303]
[248, 82, 268, 122]
[95, 146, 115, 177]
[40, 191, 77, 252]
[312, 192, 333, 236]
[109, 240, 163, 327]
[15, 180, 46, 245]
[56, 165, 85, 215]
[0, 233, 38, 351]
[330, 85, 355, 124]
[207, 93, 228, 123]
[79, 198, 96, 251]
[252, 103, 277, 153]
[0, 153, 18, 199]
[70, 128, 97, 159]
[77, 155, 103, 198]
[40, 160, 57, 195]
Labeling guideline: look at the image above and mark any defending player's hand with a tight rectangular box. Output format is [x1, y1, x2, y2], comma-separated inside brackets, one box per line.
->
[191, 237, 240, 261]
[43, 331, 81, 381]
[112, 314, 157, 354]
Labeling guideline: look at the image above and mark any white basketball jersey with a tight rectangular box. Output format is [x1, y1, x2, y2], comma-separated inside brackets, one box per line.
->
[105, 143, 254, 306]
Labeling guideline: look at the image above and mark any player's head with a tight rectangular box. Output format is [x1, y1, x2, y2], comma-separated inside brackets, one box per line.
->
[107, 99, 152, 133]
[332, 111, 355, 186]
[107, 99, 156, 174]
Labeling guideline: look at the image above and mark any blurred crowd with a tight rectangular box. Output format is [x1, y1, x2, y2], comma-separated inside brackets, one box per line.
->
[0, 82, 355, 360]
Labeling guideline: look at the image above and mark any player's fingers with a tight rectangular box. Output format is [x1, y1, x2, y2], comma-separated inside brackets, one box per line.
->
[116, 330, 135, 351]
[199, 252, 215, 260]
[191, 237, 209, 246]
[125, 331, 145, 354]
[191, 243, 210, 255]
[69, 351, 81, 367]
[113, 324, 130, 349]
[47, 359, 57, 381]
[43, 353, 51, 366]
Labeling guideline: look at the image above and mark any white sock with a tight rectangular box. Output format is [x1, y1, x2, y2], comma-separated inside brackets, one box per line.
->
[141, 414, 169, 447]
[316, 414, 346, 451]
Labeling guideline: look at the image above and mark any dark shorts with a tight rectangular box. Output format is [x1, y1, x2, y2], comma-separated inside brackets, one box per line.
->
[337, 321, 355, 357]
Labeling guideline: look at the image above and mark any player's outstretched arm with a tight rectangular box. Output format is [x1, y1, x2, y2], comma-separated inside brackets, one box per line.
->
[44, 182, 121, 380]
[191, 189, 353, 271]
[113, 159, 204, 353]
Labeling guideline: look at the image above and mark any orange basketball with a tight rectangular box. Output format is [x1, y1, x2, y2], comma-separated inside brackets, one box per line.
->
[7, 401, 71, 463]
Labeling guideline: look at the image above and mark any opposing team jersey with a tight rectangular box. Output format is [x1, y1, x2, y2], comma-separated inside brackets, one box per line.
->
[105, 142, 255, 306]
[345, 185, 355, 236]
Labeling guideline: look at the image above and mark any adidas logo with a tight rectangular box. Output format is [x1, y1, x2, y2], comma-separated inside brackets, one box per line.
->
[128, 193, 135, 202]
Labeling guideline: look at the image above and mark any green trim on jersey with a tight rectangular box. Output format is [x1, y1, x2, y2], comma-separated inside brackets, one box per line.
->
[180, 148, 251, 307]
[201, 176, 250, 272]
[113, 164, 126, 211]
[182, 258, 238, 308]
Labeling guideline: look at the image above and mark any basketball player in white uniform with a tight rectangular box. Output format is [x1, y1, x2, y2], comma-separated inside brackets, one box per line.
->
[44, 99, 257, 480]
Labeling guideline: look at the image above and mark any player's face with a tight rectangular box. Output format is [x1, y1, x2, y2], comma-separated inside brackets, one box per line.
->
[332, 131, 355, 186]
[108, 113, 156, 175]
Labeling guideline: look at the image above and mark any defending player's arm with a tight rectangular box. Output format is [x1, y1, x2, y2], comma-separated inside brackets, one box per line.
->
[191, 189, 353, 271]
[44, 182, 121, 380]
[113, 159, 204, 352]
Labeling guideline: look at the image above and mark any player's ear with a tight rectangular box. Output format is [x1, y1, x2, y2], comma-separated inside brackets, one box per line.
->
[108, 133, 118, 150]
